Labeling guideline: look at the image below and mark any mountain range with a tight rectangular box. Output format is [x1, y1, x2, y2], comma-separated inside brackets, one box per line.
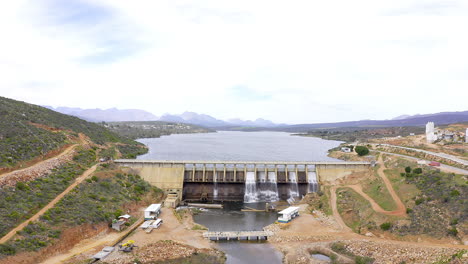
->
[46, 107, 280, 127]
[46, 106, 468, 130]
[44, 106, 159, 122]
[277, 111, 468, 132]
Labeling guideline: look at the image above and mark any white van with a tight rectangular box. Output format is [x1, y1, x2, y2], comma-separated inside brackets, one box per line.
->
[152, 219, 163, 229]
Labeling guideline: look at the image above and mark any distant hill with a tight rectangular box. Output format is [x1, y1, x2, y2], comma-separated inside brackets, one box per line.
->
[106, 121, 214, 140]
[46, 106, 159, 122]
[50, 107, 279, 128]
[160, 111, 280, 127]
[0, 96, 144, 167]
[160, 111, 226, 127]
[391, 114, 411, 120]
[276, 111, 468, 132]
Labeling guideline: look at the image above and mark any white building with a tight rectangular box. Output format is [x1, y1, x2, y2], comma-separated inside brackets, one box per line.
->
[341, 147, 351, 153]
[426, 122, 437, 143]
[144, 204, 161, 220]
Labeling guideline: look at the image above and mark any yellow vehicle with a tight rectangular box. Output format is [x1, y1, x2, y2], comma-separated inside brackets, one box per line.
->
[119, 240, 137, 252]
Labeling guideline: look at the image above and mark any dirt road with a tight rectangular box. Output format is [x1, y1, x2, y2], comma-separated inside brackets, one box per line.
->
[375, 155, 407, 216]
[0, 164, 97, 244]
[329, 186, 353, 232]
[345, 185, 405, 216]
[329, 155, 407, 229]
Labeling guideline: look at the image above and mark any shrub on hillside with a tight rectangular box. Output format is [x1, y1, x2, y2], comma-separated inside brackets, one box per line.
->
[0, 149, 95, 238]
[355, 146, 369, 156]
[380, 222, 392, 230]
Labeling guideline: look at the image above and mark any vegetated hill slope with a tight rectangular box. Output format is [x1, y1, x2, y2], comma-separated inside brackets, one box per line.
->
[0, 96, 145, 167]
[277, 111, 468, 132]
[105, 121, 214, 140]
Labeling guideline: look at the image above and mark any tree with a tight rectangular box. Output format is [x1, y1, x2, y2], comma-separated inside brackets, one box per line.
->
[355, 146, 369, 156]
[413, 168, 422, 174]
[405, 166, 412, 173]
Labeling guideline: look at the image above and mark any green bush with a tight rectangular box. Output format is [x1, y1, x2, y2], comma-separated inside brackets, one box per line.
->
[380, 222, 392, 231]
[355, 146, 369, 156]
[405, 166, 412, 173]
[355, 256, 374, 264]
[415, 198, 424, 205]
[413, 168, 422, 174]
[0, 244, 16, 255]
[447, 227, 458, 236]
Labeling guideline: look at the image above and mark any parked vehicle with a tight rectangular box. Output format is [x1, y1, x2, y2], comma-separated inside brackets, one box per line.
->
[152, 218, 163, 228]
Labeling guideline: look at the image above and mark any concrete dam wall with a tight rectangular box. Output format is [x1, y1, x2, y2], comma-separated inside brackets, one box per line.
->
[115, 160, 371, 202]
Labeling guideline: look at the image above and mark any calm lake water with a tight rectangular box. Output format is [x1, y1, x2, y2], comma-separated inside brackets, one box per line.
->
[137, 131, 342, 161]
[137, 131, 342, 264]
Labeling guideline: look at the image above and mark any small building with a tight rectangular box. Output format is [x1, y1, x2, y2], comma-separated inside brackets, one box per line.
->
[417, 160, 427, 165]
[443, 133, 454, 140]
[164, 193, 180, 208]
[278, 206, 300, 223]
[112, 220, 126, 231]
[341, 147, 351, 153]
[119, 214, 131, 221]
[409, 133, 415, 136]
[144, 204, 161, 220]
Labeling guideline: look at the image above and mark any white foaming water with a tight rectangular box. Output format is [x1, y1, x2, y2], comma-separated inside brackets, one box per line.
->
[307, 171, 318, 193]
[258, 171, 267, 182]
[266, 171, 279, 202]
[244, 171, 279, 203]
[213, 171, 219, 200]
[244, 171, 258, 203]
[288, 172, 300, 199]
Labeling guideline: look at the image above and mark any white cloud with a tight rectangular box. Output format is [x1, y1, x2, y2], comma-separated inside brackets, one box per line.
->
[0, 0, 467, 124]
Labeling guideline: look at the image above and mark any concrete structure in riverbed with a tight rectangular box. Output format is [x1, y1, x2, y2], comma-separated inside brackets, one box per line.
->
[115, 160, 371, 202]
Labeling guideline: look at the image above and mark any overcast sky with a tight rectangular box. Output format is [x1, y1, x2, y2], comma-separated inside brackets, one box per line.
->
[0, 0, 467, 124]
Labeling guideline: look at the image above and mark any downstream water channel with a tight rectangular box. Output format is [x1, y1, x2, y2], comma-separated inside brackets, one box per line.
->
[137, 131, 342, 264]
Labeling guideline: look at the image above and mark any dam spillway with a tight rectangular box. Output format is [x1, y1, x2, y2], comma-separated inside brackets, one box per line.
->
[114, 160, 372, 202]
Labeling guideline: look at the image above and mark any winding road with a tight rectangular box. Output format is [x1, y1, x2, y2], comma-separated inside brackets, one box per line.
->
[330, 155, 407, 230]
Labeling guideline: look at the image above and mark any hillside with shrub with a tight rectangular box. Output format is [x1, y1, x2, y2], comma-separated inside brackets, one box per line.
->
[0, 96, 146, 167]
[0, 163, 163, 260]
[0, 148, 96, 238]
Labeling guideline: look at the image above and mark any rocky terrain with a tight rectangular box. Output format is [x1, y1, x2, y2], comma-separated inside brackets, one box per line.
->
[103, 240, 224, 264]
[0, 145, 76, 186]
[343, 240, 464, 264]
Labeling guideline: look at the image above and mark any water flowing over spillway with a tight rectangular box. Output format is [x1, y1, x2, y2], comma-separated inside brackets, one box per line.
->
[288, 171, 300, 199]
[307, 171, 318, 193]
[244, 172, 258, 203]
[213, 171, 219, 200]
[257, 171, 280, 202]
[244, 171, 280, 203]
